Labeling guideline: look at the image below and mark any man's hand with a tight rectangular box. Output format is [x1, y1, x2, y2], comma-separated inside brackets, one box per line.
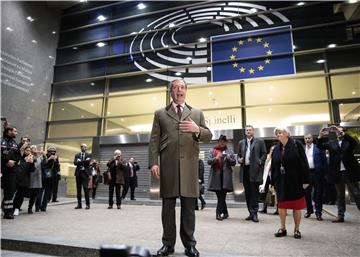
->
[303, 184, 309, 189]
[151, 165, 160, 179]
[6, 160, 16, 167]
[179, 118, 200, 133]
[238, 157, 244, 164]
[226, 154, 231, 160]
[216, 152, 222, 159]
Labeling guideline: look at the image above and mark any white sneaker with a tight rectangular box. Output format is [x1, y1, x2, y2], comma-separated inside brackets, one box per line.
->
[14, 208, 19, 216]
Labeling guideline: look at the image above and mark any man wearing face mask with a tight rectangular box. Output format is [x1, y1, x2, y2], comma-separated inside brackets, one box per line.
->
[318, 125, 360, 223]
[149, 79, 212, 257]
[1, 125, 21, 219]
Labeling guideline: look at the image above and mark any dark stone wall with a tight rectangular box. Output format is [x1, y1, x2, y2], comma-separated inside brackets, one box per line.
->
[1, 1, 60, 144]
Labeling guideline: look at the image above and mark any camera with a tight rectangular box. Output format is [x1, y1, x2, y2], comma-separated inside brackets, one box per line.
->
[100, 245, 150, 257]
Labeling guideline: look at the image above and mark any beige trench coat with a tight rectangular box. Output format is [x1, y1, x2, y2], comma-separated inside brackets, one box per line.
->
[149, 103, 212, 198]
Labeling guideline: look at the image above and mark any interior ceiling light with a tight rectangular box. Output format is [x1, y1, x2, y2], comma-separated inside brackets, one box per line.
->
[327, 43, 337, 48]
[175, 72, 182, 76]
[146, 78, 152, 82]
[199, 38, 206, 43]
[52, 31, 56, 34]
[27, 16, 35, 22]
[137, 3, 146, 9]
[6, 27, 13, 32]
[97, 15, 107, 22]
[297, 2, 305, 6]
[96, 42, 106, 47]
[316, 59, 325, 63]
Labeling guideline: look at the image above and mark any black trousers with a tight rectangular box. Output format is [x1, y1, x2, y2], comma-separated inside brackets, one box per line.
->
[28, 188, 40, 211]
[215, 190, 228, 215]
[243, 165, 260, 216]
[122, 177, 136, 199]
[162, 197, 196, 248]
[334, 172, 360, 218]
[38, 178, 52, 210]
[305, 171, 323, 216]
[76, 174, 90, 207]
[1, 171, 17, 215]
[13, 186, 28, 210]
[109, 182, 122, 206]
[51, 176, 60, 202]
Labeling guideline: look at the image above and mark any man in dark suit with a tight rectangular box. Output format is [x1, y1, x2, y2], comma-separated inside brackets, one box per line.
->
[195, 159, 206, 210]
[122, 157, 140, 200]
[73, 143, 92, 209]
[238, 125, 267, 223]
[318, 125, 360, 222]
[303, 133, 328, 221]
[149, 79, 212, 257]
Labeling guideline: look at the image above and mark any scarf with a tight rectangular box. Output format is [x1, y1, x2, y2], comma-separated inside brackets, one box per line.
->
[214, 145, 227, 171]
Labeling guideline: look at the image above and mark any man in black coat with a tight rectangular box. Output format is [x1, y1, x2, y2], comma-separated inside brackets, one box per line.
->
[73, 143, 92, 209]
[122, 157, 140, 200]
[317, 126, 360, 222]
[195, 159, 206, 210]
[238, 125, 267, 222]
[1, 126, 21, 219]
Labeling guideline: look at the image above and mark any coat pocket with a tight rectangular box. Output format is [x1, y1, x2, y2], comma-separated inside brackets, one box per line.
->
[160, 134, 168, 152]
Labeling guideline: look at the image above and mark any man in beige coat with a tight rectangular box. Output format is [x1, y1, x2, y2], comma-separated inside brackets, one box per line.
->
[149, 79, 212, 257]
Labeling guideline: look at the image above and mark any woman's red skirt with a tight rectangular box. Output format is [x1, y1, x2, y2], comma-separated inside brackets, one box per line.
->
[278, 196, 306, 210]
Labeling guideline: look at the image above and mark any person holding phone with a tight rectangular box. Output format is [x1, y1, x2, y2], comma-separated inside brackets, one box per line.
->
[271, 127, 310, 239]
[208, 135, 236, 220]
[317, 125, 360, 222]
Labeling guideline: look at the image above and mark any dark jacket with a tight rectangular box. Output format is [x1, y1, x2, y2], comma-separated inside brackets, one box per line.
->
[207, 148, 236, 192]
[304, 144, 328, 177]
[317, 134, 360, 183]
[43, 155, 60, 180]
[107, 158, 126, 185]
[125, 162, 140, 187]
[1, 136, 21, 173]
[271, 138, 310, 201]
[16, 156, 35, 187]
[73, 152, 92, 177]
[238, 137, 267, 183]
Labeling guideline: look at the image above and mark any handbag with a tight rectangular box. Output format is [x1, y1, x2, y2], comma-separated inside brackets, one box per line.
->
[199, 184, 205, 194]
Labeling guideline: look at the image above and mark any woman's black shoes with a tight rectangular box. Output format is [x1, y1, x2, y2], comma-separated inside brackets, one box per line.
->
[294, 230, 301, 239]
[216, 214, 223, 221]
[274, 228, 287, 237]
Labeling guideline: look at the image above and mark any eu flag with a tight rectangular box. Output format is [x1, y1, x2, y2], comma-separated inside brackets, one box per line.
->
[211, 26, 295, 82]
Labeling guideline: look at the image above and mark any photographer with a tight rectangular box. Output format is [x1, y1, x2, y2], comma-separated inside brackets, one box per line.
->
[207, 135, 236, 221]
[1, 125, 21, 219]
[107, 150, 126, 209]
[13, 144, 35, 215]
[74, 144, 92, 210]
[38, 146, 60, 212]
[88, 159, 101, 199]
[317, 125, 360, 222]
[122, 157, 140, 200]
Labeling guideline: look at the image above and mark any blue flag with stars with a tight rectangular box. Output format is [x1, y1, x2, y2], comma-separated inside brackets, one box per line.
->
[211, 26, 295, 82]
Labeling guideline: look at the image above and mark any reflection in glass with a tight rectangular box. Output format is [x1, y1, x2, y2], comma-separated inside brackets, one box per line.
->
[203, 109, 242, 131]
[331, 71, 360, 99]
[105, 115, 154, 135]
[48, 121, 98, 138]
[49, 98, 103, 121]
[246, 103, 330, 128]
[339, 103, 360, 122]
[52, 80, 105, 101]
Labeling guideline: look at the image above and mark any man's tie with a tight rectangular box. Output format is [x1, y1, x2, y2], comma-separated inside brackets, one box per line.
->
[130, 164, 133, 177]
[176, 105, 182, 120]
[81, 153, 84, 161]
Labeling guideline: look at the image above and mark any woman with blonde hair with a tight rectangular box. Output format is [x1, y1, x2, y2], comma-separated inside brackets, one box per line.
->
[270, 127, 309, 239]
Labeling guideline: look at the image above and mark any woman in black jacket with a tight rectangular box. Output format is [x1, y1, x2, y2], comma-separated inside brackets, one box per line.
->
[271, 127, 309, 239]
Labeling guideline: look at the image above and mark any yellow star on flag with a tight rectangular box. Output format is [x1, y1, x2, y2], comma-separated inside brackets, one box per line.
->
[258, 65, 264, 71]
[266, 50, 272, 55]
[249, 68, 255, 74]
[239, 67, 246, 73]
[265, 58, 271, 64]
[247, 37, 253, 42]
[230, 54, 236, 60]
[232, 62, 238, 68]
[263, 42, 269, 48]
[238, 40, 244, 45]
[256, 37, 262, 43]
[232, 46, 238, 52]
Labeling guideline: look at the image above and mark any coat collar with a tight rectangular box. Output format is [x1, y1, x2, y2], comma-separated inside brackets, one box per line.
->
[165, 102, 193, 121]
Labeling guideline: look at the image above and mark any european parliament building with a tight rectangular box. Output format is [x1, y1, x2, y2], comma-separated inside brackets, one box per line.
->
[2, 1, 360, 200]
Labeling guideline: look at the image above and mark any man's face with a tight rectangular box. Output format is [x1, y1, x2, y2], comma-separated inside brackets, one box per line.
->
[8, 128, 17, 138]
[171, 80, 187, 105]
[245, 126, 254, 138]
[276, 130, 288, 141]
[129, 158, 134, 163]
[81, 145, 87, 152]
[21, 137, 29, 144]
[304, 134, 313, 145]
[218, 140, 227, 148]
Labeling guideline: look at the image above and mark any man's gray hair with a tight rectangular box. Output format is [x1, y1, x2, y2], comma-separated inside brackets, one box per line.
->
[169, 79, 187, 92]
[274, 126, 291, 136]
